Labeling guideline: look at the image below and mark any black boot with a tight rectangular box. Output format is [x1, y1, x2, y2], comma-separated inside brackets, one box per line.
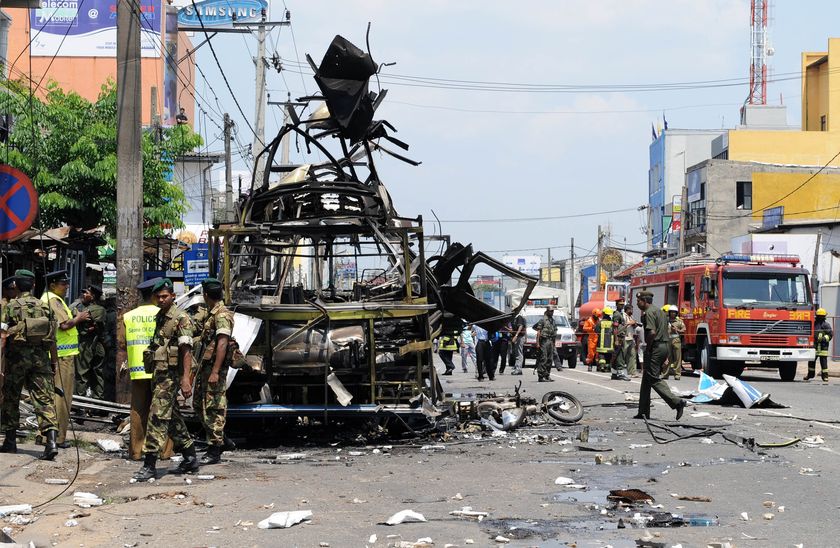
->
[40, 430, 58, 461]
[133, 453, 157, 481]
[173, 445, 201, 475]
[0, 429, 17, 454]
[200, 445, 222, 465]
[222, 435, 237, 452]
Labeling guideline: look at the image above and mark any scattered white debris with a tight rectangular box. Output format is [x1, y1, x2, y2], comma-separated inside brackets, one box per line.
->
[348, 451, 365, 457]
[420, 445, 446, 451]
[465, 540, 474, 545]
[352, 498, 367, 504]
[628, 444, 652, 449]
[385, 509, 427, 525]
[699, 438, 715, 444]
[449, 507, 488, 520]
[368, 534, 377, 544]
[554, 476, 574, 485]
[494, 535, 510, 543]
[690, 412, 711, 418]
[372, 449, 381, 455]
[196, 475, 215, 481]
[762, 500, 776, 508]
[185, 479, 192, 485]
[8, 515, 32, 526]
[96, 439, 121, 452]
[799, 467, 818, 476]
[778, 506, 785, 512]
[802, 435, 825, 447]
[762, 513, 774, 520]
[740, 512, 750, 521]
[0, 504, 32, 517]
[64, 519, 79, 527]
[45, 478, 69, 485]
[257, 510, 313, 529]
[451, 493, 464, 501]
[277, 453, 307, 460]
[73, 492, 103, 508]
[319, 543, 330, 547]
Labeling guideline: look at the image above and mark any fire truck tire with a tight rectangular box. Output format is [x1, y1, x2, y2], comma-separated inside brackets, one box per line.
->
[700, 338, 723, 379]
[778, 361, 797, 382]
[566, 351, 577, 369]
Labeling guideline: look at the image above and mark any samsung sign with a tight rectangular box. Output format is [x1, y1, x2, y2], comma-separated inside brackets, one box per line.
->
[178, 0, 266, 27]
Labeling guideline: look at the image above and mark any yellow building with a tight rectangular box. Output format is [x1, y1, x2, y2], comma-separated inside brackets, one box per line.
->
[718, 37, 840, 224]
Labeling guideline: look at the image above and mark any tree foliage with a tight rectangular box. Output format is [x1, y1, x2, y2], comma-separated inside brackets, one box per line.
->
[2, 80, 202, 237]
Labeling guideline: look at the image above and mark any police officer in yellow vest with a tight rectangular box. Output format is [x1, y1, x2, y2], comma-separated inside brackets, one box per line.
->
[805, 308, 833, 382]
[123, 278, 161, 460]
[42, 270, 89, 448]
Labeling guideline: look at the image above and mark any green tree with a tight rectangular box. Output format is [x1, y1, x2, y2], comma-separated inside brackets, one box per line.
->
[2, 80, 202, 237]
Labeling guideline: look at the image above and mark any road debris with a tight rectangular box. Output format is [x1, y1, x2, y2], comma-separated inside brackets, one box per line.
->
[494, 535, 511, 543]
[670, 494, 711, 502]
[0, 505, 31, 517]
[277, 453, 307, 460]
[449, 507, 488, 521]
[801, 435, 825, 447]
[257, 510, 313, 529]
[608, 489, 654, 504]
[385, 510, 427, 525]
[763, 513, 774, 520]
[740, 512, 750, 521]
[73, 492, 104, 507]
[97, 439, 121, 452]
[45, 478, 70, 485]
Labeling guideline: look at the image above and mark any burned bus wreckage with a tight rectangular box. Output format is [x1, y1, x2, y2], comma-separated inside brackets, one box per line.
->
[203, 36, 537, 428]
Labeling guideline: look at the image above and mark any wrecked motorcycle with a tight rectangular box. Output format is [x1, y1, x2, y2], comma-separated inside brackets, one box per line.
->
[476, 382, 584, 431]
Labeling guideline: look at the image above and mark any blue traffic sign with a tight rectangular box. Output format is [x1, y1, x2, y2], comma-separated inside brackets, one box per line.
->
[183, 243, 210, 286]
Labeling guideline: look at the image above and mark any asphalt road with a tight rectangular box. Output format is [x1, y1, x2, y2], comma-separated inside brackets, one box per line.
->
[2, 357, 839, 547]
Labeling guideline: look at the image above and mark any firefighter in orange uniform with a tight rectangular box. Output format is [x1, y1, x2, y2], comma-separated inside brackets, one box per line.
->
[583, 309, 600, 371]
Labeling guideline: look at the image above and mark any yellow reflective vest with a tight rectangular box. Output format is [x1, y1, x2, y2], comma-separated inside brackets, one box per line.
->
[41, 291, 79, 357]
[123, 304, 159, 380]
[596, 319, 614, 353]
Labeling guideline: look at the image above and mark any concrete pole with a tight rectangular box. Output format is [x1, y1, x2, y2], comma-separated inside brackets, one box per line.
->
[569, 237, 575, 318]
[596, 225, 603, 290]
[546, 247, 551, 285]
[252, 11, 267, 187]
[224, 113, 233, 221]
[115, 0, 143, 404]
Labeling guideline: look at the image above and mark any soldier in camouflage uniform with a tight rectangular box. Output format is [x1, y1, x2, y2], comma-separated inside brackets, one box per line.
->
[533, 305, 558, 382]
[0, 270, 61, 460]
[193, 278, 234, 465]
[73, 285, 106, 400]
[133, 279, 199, 481]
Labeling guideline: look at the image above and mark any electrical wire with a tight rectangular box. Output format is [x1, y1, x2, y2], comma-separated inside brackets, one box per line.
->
[191, 0, 257, 139]
[439, 207, 639, 224]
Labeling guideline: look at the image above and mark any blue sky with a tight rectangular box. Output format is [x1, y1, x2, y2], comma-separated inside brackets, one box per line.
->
[191, 0, 840, 262]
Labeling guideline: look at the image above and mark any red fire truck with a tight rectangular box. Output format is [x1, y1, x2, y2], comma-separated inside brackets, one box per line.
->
[629, 254, 815, 381]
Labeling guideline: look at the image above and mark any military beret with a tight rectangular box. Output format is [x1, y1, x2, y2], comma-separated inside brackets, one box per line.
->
[137, 277, 163, 291]
[86, 285, 103, 299]
[152, 278, 173, 293]
[14, 269, 35, 279]
[45, 269, 70, 283]
[636, 290, 653, 299]
[2, 276, 16, 288]
[201, 277, 223, 291]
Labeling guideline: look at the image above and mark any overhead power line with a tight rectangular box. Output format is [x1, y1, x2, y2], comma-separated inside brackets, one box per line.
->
[440, 207, 639, 224]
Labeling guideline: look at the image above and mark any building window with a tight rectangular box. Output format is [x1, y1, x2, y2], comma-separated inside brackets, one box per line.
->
[736, 181, 752, 210]
[821, 115, 827, 131]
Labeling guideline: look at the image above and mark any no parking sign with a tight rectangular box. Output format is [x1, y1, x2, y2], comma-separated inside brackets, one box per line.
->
[0, 164, 38, 241]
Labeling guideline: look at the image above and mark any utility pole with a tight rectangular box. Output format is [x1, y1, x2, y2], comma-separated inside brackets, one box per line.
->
[546, 247, 551, 286]
[115, 0, 143, 404]
[224, 113, 234, 222]
[569, 237, 575, 318]
[252, 9, 267, 187]
[596, 225, 603, 290]
[813, 230, 822, 306]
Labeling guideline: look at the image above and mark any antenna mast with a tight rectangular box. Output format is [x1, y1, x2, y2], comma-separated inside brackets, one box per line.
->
[748, 0, 769, 105]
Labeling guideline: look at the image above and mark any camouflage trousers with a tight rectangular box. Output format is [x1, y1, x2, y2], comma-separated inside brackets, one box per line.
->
[75, 336, 105, 400]
[142, 365, 193, 454]
[194, 363, 228, 446]
[1, 349, 58, 435]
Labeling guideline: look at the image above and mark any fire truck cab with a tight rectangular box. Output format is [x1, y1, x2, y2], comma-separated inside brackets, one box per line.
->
[630, 254, 815, 381]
